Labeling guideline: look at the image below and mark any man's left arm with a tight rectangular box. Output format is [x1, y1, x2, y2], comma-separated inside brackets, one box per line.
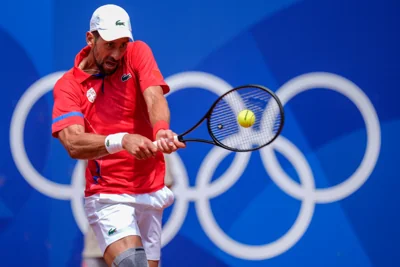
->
[132, 41, 185, 153]
[143, 86, 185, 153]
[143, 86, 170, 126]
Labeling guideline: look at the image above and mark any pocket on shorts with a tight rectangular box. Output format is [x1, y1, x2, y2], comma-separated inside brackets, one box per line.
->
[163, 186, 175, 208]
[84, 196, 122, 224]
[84, 198, 99, 224]
[151, 186, 175, 210]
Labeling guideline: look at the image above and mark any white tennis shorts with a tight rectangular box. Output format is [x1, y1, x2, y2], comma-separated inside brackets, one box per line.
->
[84, 186, 174, 260]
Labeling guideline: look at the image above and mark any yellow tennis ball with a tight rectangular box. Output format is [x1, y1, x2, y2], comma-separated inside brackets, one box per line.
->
[237, 109, 256, 128]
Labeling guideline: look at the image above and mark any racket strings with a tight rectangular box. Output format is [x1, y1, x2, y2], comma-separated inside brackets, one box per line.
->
[209, 86, 283, 151]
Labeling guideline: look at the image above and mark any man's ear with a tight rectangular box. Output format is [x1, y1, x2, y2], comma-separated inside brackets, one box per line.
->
[86, 32, 95, 47]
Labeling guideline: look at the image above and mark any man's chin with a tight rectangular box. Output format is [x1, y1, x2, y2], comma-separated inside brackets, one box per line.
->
[103, 65, 118, 75]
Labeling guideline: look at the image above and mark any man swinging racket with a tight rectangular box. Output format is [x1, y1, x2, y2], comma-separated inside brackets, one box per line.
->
[52, 4, 185, 267]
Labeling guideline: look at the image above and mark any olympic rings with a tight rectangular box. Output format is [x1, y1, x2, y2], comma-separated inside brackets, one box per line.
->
[10, 71, 380, 260]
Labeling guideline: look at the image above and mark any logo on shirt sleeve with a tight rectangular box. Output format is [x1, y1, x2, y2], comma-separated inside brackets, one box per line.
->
[86, 88, 97, 103]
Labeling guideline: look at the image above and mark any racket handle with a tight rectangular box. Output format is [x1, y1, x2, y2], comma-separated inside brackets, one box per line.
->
[152, 135, 178, 146]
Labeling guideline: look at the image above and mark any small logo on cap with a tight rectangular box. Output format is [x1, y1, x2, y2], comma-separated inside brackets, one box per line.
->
[115, 20, 125, 26]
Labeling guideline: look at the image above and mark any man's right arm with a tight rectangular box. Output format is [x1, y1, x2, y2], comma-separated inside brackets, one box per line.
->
[58, 124, 109, 160]
[52, 79, 157, 160]
[57, 124, 158, 160]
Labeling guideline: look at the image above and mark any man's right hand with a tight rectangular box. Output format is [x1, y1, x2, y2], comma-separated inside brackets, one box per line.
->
[122, 134, 158, 160]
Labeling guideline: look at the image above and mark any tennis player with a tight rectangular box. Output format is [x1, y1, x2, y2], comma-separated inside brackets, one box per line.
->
[51, 4, 185, 267]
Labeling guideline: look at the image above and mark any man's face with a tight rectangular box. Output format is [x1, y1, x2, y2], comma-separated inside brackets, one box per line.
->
[91, 33, 129, 75]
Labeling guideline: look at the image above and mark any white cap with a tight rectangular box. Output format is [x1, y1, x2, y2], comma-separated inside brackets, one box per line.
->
[89, 4, 133, 41]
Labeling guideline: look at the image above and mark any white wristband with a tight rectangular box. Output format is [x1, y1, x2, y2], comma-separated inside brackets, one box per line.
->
[105, 133, 128, 154]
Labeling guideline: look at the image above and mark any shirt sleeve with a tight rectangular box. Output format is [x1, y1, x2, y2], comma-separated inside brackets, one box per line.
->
[52, 79, 84, 138]
[130, 41, 170, 94]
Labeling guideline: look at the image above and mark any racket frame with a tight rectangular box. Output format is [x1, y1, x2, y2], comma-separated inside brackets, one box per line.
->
[177, 84, 285, 152]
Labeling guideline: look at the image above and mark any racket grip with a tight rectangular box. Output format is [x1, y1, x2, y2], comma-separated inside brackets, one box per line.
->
[152, 135, 178, 146]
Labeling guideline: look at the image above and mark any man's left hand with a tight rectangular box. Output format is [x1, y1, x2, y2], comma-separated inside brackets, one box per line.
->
[155, 129, 186, 154]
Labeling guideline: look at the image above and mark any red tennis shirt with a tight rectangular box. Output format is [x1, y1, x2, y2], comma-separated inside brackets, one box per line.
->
[52, 41, 169, 197]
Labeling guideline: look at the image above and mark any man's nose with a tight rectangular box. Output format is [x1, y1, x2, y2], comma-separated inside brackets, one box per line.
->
[110, 49, 123, 61]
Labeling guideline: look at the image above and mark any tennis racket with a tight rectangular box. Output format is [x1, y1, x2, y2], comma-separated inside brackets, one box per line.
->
[153, 84, 285, 152]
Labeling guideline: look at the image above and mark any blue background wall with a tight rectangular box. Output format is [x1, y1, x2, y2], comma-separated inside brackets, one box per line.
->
[0, 0, 399, 266]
